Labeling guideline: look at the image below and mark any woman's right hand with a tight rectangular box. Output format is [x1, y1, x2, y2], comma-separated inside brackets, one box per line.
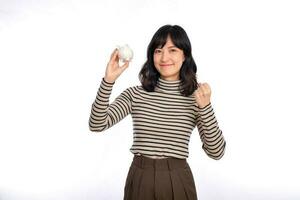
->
[104, 48, 130, 83]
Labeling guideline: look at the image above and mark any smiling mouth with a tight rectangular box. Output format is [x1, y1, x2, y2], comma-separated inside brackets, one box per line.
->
[160, 64, 173, 67]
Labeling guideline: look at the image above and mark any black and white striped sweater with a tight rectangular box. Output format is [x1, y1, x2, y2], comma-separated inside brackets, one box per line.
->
[89, 77, 226, 160]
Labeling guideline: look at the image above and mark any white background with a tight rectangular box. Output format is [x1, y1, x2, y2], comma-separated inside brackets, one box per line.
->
[0, 0, 300, 199]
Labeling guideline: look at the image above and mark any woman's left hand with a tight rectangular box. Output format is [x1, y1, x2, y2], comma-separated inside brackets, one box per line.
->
[194, 82, 211, 108]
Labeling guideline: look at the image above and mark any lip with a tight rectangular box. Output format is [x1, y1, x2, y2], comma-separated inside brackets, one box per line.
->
[160, 64, 173, 67]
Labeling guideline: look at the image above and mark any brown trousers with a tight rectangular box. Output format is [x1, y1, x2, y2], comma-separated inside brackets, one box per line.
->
[123, 155, 198, 200]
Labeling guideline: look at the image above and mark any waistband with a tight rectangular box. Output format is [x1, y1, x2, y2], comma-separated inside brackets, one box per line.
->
[132, 154, 188, 170]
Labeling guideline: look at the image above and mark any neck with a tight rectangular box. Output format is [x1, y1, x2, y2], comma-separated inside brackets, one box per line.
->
[155, 77, 182, 94]
[159, 76, 180, 81]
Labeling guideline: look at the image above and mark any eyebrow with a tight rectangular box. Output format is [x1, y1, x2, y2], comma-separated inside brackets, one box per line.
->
[156, 45, 177, 49]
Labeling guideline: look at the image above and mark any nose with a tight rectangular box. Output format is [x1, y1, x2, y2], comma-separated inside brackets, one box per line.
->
[160, 50, 170, 62]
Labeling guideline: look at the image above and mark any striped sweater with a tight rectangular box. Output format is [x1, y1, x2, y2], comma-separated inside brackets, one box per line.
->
[89, 77, 226, 160]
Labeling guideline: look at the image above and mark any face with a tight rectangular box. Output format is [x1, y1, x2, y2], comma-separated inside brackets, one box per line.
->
[153, 36, 185, 81]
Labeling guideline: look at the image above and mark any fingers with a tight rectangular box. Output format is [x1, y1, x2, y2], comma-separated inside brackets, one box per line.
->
[120, 61, 129, 71]
[110, 48, 119, 61]
[197, 82, 211, 94]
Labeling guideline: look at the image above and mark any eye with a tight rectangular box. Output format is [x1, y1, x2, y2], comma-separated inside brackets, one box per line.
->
[170, 49, 177, 52]
[154, 49, 162, 53]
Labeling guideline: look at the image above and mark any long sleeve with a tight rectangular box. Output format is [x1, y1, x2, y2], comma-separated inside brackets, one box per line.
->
[196, 102, 226, 160]
[89, 77, 133, 132]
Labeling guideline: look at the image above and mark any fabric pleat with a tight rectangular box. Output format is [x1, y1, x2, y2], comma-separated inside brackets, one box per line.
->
[124, 165, 137, 200]
[177, 166, 198, 200]
[169, 169, 189, 200]
[155, 170, 173, 199]
[137, 167, 155, 199]
[132, 167, 144, 199]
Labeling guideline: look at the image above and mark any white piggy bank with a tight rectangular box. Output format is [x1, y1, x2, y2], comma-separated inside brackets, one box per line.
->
[117, 44, 133, 62]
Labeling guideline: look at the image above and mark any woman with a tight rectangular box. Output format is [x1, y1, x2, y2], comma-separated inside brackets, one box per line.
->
[89, 24, 226, 200]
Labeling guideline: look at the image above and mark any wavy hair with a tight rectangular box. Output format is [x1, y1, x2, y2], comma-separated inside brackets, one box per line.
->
[138, 24, 198, 97]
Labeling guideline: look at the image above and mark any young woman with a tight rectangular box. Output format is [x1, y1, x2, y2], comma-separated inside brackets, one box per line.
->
[89, 24, 226, 200]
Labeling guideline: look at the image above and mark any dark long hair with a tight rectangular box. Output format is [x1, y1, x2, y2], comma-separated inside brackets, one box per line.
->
[138, 24, 198, 97]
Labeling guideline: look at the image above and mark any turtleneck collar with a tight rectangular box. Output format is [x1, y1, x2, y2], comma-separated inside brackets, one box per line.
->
[154, 77, 182, 94]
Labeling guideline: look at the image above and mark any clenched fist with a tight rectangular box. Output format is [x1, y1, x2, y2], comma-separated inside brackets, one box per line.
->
[194, 82, 211, 108]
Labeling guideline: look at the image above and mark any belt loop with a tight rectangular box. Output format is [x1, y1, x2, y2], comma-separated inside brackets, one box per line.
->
[167, 159, 172, 171]
[141, 156, 144, 169]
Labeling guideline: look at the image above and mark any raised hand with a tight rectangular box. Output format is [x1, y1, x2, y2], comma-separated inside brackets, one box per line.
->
[194, 82, 211, 108]
[104, 48, 130, 83]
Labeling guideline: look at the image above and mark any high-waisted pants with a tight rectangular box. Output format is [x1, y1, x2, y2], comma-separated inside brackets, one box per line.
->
[123, 154, 198, 200]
